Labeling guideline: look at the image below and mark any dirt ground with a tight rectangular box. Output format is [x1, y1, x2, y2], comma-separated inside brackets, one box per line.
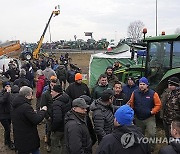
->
[0, 51, 167, 154]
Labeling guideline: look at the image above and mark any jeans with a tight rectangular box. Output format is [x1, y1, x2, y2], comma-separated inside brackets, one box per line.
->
[0, 119, 12, 144]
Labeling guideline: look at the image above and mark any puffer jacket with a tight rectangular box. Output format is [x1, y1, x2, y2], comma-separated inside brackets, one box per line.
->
[51, 93, 71, 132]
[90, 98, 115, 143]
[64, 110, 92, 154]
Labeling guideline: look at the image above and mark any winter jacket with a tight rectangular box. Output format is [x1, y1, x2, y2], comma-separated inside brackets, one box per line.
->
[36, 75, 45, 98]
[66, 82, 90, 101]
[0, 90, 11, 119]
[90, 99, 115, 143]
[43, 67, 56, 81]
[11, 95, 46, 153]
[4, 68, 19, 82]
[13, 76, 31, 88]
[91, 84, 112, 100]
[51, 93, 71, 132]
[56, 65, 67, 80]
[129, 89, 162, 120]
[113, 92, 128, 106]
[65, 110, 92, 154]
[162, 88, 180, 125]
[159, 140, 180, 154]
[96, 125, 151, 154]
[123, 84, 138, 101]
[40, 88, 53, 119]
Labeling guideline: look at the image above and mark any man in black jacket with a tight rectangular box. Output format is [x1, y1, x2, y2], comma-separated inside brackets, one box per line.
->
[11, 86, 47, 154]
[50, 85, 71, 154]
[159, 116, 180, 154]
[90, 89, 116, 143]
[66, 73, 90, 101]
[96, 104, 150, 154]
[0, 81, 15, 150]
[65, 98, 92, 154]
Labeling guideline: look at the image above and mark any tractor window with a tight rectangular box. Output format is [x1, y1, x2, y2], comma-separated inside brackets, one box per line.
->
[149, 41, 171, 68]
[172, 41, 180, 68]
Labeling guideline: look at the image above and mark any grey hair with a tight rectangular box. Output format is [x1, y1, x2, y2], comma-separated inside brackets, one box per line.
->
[36, 69, 44, 76]
[19, 86, 33, 97]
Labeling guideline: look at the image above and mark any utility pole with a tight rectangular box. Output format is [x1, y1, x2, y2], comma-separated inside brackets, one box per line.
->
[156, 0, 158, 36]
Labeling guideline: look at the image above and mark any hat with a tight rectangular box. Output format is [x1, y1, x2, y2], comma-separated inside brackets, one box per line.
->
[115, 104, 134, 125]
[72, 98, 89, 109]
[2, 81, 11, 88]
[128, 76, 135, 83]
[50, 75, 57, 81]
[52, 85, 63, 93]
[106, 66, 113, 71]
[101, 89, 114, 101]
[79, 95, 92, 105]
[139, 77, 149, 85]
[168, 77, 179, 87]
[75, 73, 82, 81]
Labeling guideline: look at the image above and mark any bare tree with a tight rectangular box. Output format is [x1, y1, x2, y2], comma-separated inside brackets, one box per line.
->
[127, 20, 145, 41]
[175, 28, 180, 34]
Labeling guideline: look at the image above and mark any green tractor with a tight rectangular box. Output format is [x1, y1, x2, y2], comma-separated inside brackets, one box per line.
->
[115, 34, 180, 96]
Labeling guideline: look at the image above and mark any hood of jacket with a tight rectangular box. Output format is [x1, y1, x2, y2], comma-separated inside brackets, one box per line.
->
[12, 94, 30, 109]
[11, 85, 20, 93]
[113, 125, 144, 148]
[53, 92, 70, 104]
[90, 98, 112, 111]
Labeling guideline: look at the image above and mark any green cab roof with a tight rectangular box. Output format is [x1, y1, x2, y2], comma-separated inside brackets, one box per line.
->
[145, 34, 180, 42]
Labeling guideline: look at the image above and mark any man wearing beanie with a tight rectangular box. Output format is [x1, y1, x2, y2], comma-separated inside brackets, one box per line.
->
[128, 77, 161, 151]
[50, 85, 71, 154]
[64, 98, 92, 154]
[0, 81, 15, 150]
[96, 105, 150, 154]
[162, 76, 180, 141]
[123, 76, 138, 101]
[66, 73, 90, 101]
[90, 89, 117, 143]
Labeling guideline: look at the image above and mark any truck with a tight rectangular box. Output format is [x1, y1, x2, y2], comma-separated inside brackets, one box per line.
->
[0, 40, 21, 56]
[20, 6, 60, 60]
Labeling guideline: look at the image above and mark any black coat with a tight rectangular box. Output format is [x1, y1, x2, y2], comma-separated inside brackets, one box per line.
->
[0, 90, 11, 119]
[11, 95, 46, 153]
[66, 82, 90, 101]
[90, 99, 115, 143]
[51, 93, 71, 132]
[96, 125, 151, 154]
[65, 110, 92, 154]
[13, 76, 31, 88]
[159, 140, 180, 154]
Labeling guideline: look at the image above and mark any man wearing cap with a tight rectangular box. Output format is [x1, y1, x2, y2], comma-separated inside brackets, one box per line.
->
[40, 76, 58, 152]
[4, 63, 19, 82]
[90, 89, 117, 143]
[105, 66, 119, 87]
[123, 76, 138, 101]
[96, 105, 150, 154]
[162, 76, 180, 141]
[66, 73, 90, 101]
[50, 85, 71, 154]
[128, 77, 161, 151]
[64, 98, 92, 154]
[0, 81, 15, 150]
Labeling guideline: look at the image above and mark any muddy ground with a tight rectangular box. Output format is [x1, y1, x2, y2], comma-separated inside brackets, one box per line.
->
[0, 52, 167, 154]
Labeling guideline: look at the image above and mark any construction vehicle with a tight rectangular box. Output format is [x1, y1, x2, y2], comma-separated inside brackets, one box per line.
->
[20, 6, 60, 60]
[0, 40, 21, 56]
[115, 34, 180, 96]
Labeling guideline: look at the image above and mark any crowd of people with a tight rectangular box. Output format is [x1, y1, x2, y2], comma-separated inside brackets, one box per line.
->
[0, 56, 179, 154]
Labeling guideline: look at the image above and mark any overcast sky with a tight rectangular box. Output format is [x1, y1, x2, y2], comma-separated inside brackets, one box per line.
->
[1, 0, 180, 43]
